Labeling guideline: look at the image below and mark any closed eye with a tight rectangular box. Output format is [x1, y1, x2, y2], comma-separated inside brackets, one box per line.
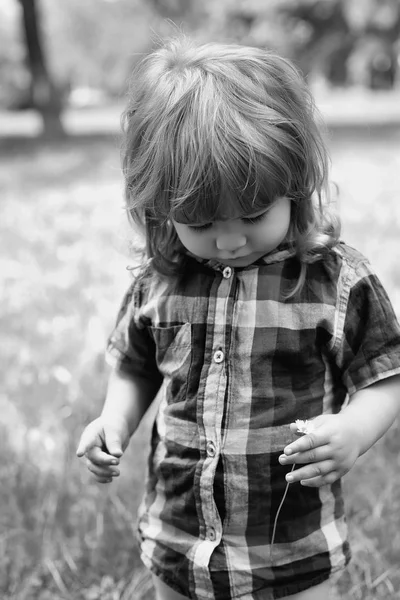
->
[188, 222, 213, 231]
[242, 211, 268, 224]
[188, 210, 269, 231]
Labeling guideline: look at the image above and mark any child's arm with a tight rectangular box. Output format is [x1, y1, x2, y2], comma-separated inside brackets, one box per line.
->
[76, 368, 161, 483]
[279, 375, 400, 487]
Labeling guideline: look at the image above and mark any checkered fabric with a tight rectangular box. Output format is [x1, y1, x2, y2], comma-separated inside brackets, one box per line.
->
[106, 241, 400, 600]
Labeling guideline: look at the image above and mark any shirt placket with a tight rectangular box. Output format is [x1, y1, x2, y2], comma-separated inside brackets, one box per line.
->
[191, 265, 234, 597]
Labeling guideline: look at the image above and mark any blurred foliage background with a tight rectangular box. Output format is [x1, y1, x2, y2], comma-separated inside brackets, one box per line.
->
[1, 1, 400, 599]
[1, 0, 400, 135]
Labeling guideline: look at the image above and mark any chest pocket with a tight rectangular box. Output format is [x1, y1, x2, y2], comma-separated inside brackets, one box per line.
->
[150, 323, 192, 403]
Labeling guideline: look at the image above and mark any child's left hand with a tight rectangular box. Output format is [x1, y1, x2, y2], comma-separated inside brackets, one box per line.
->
[278, 414, 360, 487]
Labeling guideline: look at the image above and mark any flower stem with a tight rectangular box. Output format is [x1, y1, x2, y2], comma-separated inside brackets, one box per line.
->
[271, 463, 296, 548]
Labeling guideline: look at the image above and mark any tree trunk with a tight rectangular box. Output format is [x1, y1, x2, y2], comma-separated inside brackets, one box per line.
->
[19, 0, 65, 138]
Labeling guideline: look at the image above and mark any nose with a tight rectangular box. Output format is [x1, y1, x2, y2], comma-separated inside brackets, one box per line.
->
[216, 231, 247, 252]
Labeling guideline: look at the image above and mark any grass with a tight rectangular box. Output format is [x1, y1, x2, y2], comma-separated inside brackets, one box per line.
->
[0, 125, 399, 599]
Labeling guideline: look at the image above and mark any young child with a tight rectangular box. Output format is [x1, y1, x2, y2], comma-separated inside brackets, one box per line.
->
[77, 37, 400, 600]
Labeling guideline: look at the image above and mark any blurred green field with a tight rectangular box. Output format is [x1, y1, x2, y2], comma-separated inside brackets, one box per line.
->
[0, 125, 400, 600]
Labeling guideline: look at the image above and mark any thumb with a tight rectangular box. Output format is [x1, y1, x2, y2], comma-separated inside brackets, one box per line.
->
[76, 430, 98, 457]
[104, 430, 124, 458]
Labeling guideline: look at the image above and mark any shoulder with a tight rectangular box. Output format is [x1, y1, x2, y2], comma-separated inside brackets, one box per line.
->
[288, 241, 377, 309]
[331, 242, 380, 289]
[332, 241, 371, 271]
[308, 241, 374, 285]
[114, 259, 163, 320]
[128, 257, 212, 327]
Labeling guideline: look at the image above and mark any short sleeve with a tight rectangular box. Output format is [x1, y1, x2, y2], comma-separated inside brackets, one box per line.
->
[106, 281, 161, 381]
[335, 261, 400, 396]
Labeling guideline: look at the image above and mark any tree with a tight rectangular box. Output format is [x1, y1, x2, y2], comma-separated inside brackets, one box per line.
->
[19, 0, 65, 137]
[201, 0, 400, 88]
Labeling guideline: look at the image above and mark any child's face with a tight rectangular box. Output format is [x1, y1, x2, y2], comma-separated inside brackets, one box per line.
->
[172, 197, 291, 267]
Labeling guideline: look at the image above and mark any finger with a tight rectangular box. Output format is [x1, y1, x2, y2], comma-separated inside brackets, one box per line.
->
[93, 474, 114, 484]
[285, 460, 336, 484]
[86, 446, 120, 467]
[89, 469, 119, 483]
[87, 460, 120, 479]
[279, 445, 331, 465]
[299, 471, 339, 488]
[284, 430, 329, 457]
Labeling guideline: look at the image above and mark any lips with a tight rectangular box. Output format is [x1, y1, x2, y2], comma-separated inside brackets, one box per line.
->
[218, 250, 250, 261]
[218, 252, 261, 266]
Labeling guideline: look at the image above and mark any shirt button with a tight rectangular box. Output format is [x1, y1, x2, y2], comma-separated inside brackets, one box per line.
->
[206, 441, 216, 457]
[222, 266, 232, 278]
[208, 527, 216, 541]
[213, 350, 224, 363]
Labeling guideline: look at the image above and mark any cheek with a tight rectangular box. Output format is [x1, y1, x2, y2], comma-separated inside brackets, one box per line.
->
[263, 202, 291, 244]
[173, 225, 190, 247]
[254, 217, 290, 249]
[175, 227, 211, 254]
[181, 231, 198, 250]
[270, 221, 289, 243]
[192, 236, 213, 255]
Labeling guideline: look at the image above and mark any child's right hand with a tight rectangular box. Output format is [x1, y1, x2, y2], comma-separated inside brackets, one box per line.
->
[76, 417, 130, 484]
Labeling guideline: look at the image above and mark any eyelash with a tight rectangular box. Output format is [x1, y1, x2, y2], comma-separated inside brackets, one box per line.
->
[189, 211, 268, 232]
[189, 223, 213, 232]
[242, 212, 267, 224]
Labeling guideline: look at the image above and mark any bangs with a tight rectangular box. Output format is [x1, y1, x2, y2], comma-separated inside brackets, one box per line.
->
[168, 148, 290, 225]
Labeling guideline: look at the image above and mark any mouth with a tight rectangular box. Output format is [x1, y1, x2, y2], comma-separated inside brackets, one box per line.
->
[222, 254, 249, 261]
[218, 253, 257, 266]
[218, 250, 249, 261]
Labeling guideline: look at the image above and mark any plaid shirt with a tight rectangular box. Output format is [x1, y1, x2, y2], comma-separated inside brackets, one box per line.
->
[106, 242, 400, 600]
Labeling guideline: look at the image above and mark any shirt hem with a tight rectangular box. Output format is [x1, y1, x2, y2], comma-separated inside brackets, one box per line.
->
[140, 551, 350, 600]
[141, 553, 191, 599]
[267, 571, 334, 599]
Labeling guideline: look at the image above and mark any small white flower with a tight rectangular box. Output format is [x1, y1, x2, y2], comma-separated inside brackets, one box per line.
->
[295, 419, 316, 434]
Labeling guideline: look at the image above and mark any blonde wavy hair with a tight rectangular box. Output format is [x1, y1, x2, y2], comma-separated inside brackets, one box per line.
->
[121, 36, 340, 294]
